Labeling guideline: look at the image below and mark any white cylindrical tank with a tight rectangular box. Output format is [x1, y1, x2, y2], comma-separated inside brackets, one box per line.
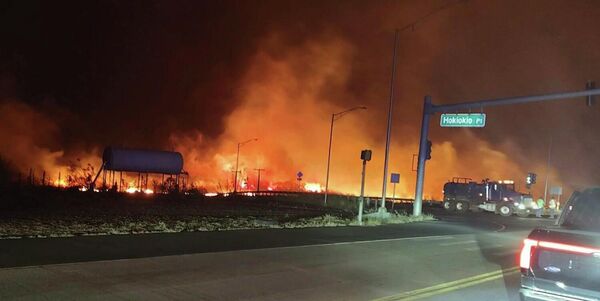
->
[102, 147, 184, 174]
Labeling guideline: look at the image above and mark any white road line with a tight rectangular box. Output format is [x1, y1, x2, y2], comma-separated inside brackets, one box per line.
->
[280, 234, 457, 249]
[439, 240, 477, 246]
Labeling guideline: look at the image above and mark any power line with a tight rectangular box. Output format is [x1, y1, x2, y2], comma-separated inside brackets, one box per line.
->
[398, 0, 468, 33]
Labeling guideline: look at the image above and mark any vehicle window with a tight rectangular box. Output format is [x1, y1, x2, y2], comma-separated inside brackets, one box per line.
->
[561, 189, 600, 232]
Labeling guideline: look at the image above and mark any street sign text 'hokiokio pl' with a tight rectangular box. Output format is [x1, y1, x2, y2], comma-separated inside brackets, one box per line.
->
[440, 113, 486, 127]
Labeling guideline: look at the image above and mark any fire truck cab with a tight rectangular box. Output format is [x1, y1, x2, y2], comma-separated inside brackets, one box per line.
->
[443, 177, 535, 217]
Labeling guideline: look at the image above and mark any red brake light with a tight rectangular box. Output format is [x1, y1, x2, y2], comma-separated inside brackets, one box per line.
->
[520, 239, 538, 269]
[538, 241, 600, 254]
[519, 238, 600, 270]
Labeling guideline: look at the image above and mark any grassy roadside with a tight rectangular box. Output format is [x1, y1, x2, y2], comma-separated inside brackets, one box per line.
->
[0, 189, 435, 239]
[0, 213, 436, 239]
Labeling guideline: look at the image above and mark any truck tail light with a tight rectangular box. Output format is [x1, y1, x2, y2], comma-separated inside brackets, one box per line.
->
[520, 239, 538, 269]
[537, 241, 600, 254]
[519, 238, 600, 270]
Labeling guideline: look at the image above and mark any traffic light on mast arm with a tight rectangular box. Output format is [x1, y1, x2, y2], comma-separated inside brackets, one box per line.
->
[426, 140, 432, 160]
[526, 172, 537, 185]
[587, 81, 596, 107]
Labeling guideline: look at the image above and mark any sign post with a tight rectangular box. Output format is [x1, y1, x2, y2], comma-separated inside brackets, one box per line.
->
[297, 171, 303, 191]
[358, 150, 372, 225]
[390, 173, 400, 211]
[550, 186, 563, 209]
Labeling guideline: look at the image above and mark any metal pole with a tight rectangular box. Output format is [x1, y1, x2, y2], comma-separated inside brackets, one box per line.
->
[391, 183, 396, 211]
[381, 29, 400, 210]
[543, 136, 553, 202]
[234, 143, 240, 193]
[358, 159, 367, 225]
[324, 114, 334, 206]
[255, 169, 264, 192]
[233, 139, 258, 193]
[414, 96, 432, 216]
[432, 88, 600, 113]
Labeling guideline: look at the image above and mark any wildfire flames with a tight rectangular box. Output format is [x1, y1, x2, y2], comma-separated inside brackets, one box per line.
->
[3, 1, 588, 200]
[304, 182, 322, 193]
[0, 35, 564, 200]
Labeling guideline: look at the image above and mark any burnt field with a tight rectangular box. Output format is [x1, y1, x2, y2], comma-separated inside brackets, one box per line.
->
[0, 187, 365, 238]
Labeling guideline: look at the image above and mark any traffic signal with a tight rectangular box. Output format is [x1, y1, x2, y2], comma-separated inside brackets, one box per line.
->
[526, 172, 537, 185]
[361, 149, 372, 161]
[586, 80, 596, 107]
[426, 140, 432, 160]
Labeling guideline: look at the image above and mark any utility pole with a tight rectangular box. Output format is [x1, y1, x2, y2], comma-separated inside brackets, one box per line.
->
[234, 138, 258, 193]
[380, 29, 399, 211]
[255, 168, 265, 192]
[234, 145, 240, 193]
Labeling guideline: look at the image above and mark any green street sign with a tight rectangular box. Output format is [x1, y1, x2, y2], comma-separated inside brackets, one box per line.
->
[440, 113, 486, 127]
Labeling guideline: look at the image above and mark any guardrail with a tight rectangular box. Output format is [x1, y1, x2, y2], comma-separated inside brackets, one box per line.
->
[218, 191, 437, 205]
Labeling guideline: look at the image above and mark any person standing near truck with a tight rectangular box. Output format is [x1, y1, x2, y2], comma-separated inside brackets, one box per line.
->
[548, 197, 557, 219]
[536, 197, 545, 218]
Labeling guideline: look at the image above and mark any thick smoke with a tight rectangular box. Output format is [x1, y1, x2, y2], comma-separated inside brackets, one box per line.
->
[1, 0, 598, 198]
[171, 32, 561, 198]
[0, 99, 62, 174]
[0, 97, 100, 184]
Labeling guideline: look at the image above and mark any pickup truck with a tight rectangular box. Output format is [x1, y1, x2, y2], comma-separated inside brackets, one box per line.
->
[520, 188, 600, 301]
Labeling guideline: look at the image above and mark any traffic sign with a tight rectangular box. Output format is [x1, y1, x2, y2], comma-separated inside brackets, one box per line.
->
[550, 186, 563, 195]
[390, 173, 400, 183]
[440, 113, 486, 127]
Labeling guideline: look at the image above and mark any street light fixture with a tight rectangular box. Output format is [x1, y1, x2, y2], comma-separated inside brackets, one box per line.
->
[234, 138, 258, 193]
[324, 106, 367, 206]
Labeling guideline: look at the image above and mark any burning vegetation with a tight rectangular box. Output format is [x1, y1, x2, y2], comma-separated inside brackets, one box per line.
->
[2, 1, 599, 200]
[0, 34, 567, 200]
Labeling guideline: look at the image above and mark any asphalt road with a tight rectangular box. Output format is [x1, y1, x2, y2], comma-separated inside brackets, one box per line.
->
[0, 208, 556, 300]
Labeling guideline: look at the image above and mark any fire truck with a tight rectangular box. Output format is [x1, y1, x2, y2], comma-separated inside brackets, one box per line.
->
[442, 177, 536, 217]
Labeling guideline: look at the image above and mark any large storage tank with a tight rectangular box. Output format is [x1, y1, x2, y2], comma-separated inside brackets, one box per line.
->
[102, 147, 184, 175]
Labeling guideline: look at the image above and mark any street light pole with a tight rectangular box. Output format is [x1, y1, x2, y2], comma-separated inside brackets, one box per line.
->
[323, 106, 367, 206]
[234, 138, 258, 193]
[543, 136, 553, 202]
[380, 29, 399, 211]
[324, 114, 335, 206]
